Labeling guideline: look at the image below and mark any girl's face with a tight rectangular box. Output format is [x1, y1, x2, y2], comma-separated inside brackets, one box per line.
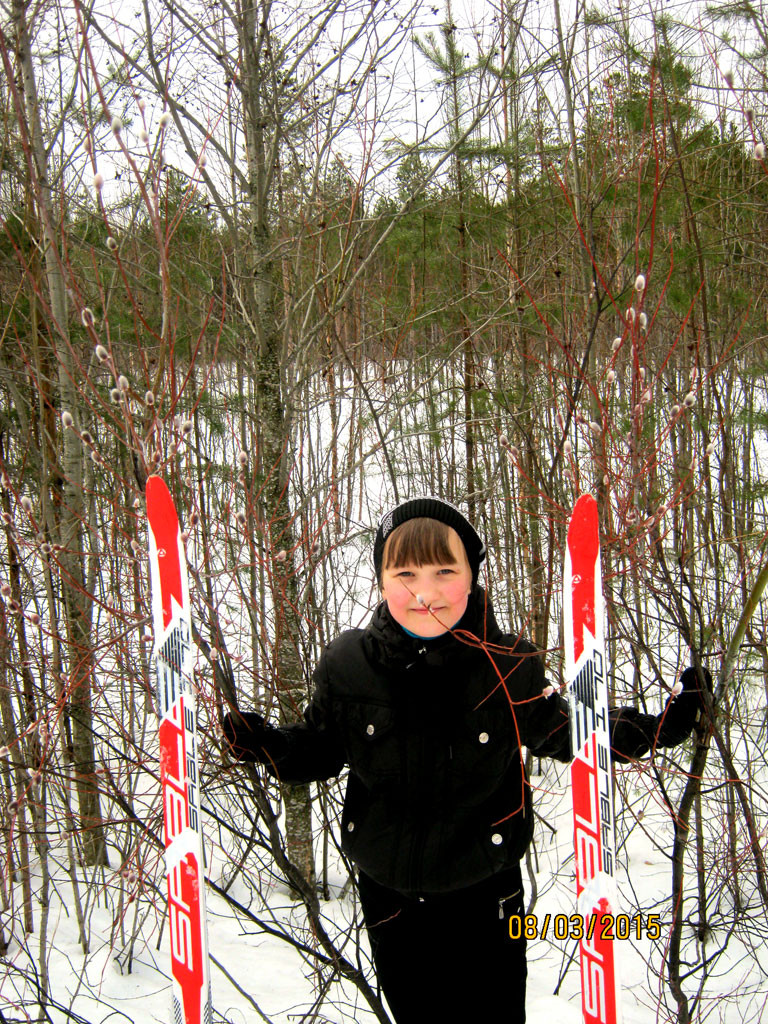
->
[380, 527, 473, 638]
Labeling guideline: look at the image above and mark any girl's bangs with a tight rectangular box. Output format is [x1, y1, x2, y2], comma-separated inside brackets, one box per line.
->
[382, 518, 456, 570]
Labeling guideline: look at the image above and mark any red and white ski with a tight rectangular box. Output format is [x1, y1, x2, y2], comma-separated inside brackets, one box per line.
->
[564, 494, 621, 1024]
[146, 476, 212, 1024]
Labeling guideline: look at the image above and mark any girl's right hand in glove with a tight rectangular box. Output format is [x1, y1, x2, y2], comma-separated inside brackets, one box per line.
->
[221, 710, 271, 763]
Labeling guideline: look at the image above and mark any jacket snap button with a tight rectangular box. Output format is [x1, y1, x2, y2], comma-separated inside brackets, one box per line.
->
[366, 724, 375, 735]
[479, 732, 489, 744]
[491, 833, 503, 845]
[347, 822, 355, 832]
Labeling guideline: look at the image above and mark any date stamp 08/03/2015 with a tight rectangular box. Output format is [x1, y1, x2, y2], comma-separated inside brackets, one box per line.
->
[507, 914, 661, 942]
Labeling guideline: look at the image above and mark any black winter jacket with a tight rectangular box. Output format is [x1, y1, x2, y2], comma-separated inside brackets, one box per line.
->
[226, 588, 697, 895]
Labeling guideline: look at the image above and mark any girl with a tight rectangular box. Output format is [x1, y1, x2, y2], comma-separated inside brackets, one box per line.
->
[223, 496, 705, 1022]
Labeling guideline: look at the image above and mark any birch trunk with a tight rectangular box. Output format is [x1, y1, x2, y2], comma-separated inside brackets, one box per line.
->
[11, 0, 107, 866]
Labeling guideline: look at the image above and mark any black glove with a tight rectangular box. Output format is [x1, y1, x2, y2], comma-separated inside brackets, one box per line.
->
[222, 710, 273, 763]
[655, 666, 711, 747]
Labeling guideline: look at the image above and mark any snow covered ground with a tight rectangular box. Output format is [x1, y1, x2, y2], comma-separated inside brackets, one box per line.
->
[4, 365, 766, 1022]
[4, 743, 759, 1024]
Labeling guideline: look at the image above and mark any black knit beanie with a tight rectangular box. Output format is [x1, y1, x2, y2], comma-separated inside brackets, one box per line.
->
[373, 496, 486, 585]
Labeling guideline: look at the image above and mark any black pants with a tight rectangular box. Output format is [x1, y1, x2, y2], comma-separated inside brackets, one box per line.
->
[358, 865, 527, 1023]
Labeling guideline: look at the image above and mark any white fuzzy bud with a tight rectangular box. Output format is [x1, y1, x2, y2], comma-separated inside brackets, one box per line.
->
[144, 391, 155, 406]
[606, 369, 616, 384]
[274, 549, 287, 562]
[671, 681, 683, 697]
[159, 111, 172, 129]
[671, 404, 680, 417]
[542, 685, 554, 698]
[198, 153, 207, 169]
[0, 746, 9, 759]
[62, 411, 74, 429]
[507, 446, 519, 461]
[755, 142, 766, 161]
[563, 439, 572, 456]
[138, 97, 146, 112]
[106, 236, 118, 252]
[683, 392, 696, 407]
[611, 337, 622, 352]
[238, 451, 248, 467]
[626, 308, 635, 323]
[110, 388, 121, 403]
[21, 496, 32, 514]
[236, 511, 246, 527]
[139, 129, 149, 144]
[589, 421, 601, 435]
[723, 69, 734, 89]
[81, 308, 95, 328]
[602, 475, 609, 487]
[28, 612, 40, 626]
[1, 583, 11, 597]
[638, 312, 647, 330]
[416, 594, 426, 605]
[705, 442, 715, 456]
[642, 388, 652, 404]
[95, 344, 109, 362]
[93, 173, 104, 191]
[634, 273, 646, 292]
[117, 375, 129, 392]
[639, 367, 646, 381]
[181, 420, 193, 434]
[111, 115, 123, 134]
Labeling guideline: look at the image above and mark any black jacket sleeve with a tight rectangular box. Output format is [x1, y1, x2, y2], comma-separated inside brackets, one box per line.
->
[523, 666, 707, 763]
[222, 652, 346, 784]
[610, 666, 707, 763]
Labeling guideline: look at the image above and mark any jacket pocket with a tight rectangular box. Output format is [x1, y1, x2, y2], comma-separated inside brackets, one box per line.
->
[343, 703, 400, 786]
[450, 707, 518, 806]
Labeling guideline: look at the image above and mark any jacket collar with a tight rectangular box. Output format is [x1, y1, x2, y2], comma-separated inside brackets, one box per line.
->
[364, 586, 505, 669]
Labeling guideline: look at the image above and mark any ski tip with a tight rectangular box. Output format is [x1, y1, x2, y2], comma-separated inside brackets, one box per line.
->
[146, 476, 176, 518]
[567, 493, 598, 543]
[572, 492, 597, 514]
